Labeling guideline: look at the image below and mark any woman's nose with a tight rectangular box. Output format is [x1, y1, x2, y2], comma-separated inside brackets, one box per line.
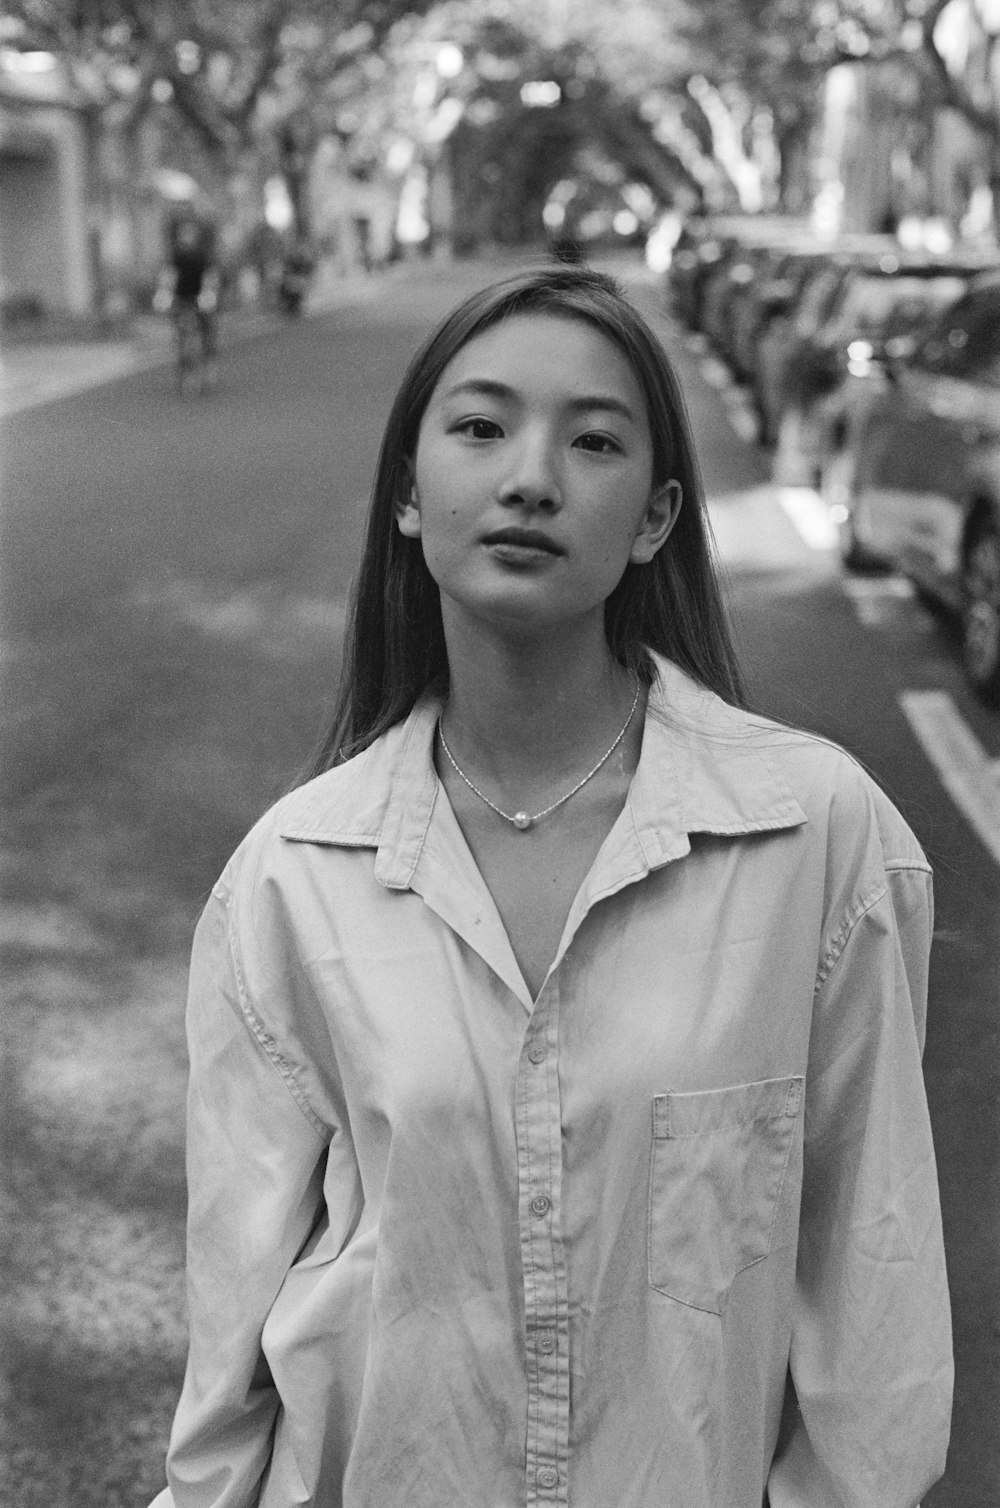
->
[498, 433, 562, 510]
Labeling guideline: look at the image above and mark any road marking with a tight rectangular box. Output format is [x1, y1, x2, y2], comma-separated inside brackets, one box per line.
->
[775, 486, 838, 551]
[842, 573, 915, 626]
[707, 485, 834, 572]
[899, 689, 1000, 866]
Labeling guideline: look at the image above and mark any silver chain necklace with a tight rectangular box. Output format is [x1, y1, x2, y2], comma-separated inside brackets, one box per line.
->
[437, 680, 641, 831]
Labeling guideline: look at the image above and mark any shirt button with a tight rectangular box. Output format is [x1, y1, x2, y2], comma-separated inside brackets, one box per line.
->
[536, 1465, 559, 1490]
[527, 1041, 547, 1064]
[530, 1194, 551, 1217]
[536, 1330, 556, 1353]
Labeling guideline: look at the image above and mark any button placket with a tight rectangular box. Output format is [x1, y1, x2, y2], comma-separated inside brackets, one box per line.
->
[517, 985, 570, 1507]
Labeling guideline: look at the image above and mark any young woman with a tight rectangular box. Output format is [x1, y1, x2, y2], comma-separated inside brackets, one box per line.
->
[150, 266, 952, 1508]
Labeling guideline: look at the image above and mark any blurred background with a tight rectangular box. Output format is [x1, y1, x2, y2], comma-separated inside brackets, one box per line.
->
[1, 0, 998, 1504]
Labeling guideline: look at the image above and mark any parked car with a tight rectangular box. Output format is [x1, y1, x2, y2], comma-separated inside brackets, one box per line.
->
[668, 216, 808, 339]
[667, 221, 728, 329]
[754, 255, 859, 443]
[797, 254, 987, 399]
[694, 233, 751, 350]
[837, 270, 1000, 704]
[728, 242, 836, 383]
[815, 272, 972, 513]
[695, 220, 811, 362]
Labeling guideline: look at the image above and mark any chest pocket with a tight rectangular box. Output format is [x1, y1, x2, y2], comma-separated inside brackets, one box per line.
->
[647, 1076, 803, 1315]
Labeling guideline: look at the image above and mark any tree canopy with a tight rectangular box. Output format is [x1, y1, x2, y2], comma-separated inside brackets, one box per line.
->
[2, 0, 436, 152]
[4, 0, 997, 235]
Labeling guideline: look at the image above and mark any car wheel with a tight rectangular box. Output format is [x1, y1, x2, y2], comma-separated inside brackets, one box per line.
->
[962, 519, 1000, 706]
[839, 508, 881, 572]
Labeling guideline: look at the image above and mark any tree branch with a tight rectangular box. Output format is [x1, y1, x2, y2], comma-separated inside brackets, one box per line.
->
[919, 15, 1000, 141]
[170, 69, 238, 151]
[226, 0, 295, 128]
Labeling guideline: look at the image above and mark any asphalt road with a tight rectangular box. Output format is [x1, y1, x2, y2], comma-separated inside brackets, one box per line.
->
[2, 255, 997, 1506]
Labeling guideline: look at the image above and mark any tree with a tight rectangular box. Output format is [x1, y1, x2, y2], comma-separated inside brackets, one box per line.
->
[3, 1, 442, 152]
[1, 0, 439, 248]
[677, 0, 1000, 223]
[355, 0, 730, 251]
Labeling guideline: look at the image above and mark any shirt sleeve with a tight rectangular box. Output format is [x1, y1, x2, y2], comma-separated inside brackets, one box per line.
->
[767, 861, 953, 1508]
[151, 879, 332, 1508]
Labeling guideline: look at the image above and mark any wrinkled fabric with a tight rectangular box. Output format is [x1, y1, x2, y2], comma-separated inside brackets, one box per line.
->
[150, 657, 952, 1508]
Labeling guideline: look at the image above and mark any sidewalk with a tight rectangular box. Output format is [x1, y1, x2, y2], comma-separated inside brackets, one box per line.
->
[0, 265, 402, 419]
[0, 320, 173, 417]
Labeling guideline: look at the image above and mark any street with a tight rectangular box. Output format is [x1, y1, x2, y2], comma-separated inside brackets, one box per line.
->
[2, 254, 997, 1506]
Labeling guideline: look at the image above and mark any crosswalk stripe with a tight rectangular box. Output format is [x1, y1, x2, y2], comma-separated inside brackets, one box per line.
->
[899, 690, 1000, 867]
[775, 487, 838, 551]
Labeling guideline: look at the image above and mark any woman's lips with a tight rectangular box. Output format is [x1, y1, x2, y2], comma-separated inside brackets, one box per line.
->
[482, 529, 562, 559]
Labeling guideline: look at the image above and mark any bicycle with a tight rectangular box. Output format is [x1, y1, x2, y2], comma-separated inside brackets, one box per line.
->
[154, 272, 219, 397]
[172, 298, 201, 395]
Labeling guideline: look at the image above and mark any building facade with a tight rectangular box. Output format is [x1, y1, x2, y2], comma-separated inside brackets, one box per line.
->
[0, 49, 94, 318]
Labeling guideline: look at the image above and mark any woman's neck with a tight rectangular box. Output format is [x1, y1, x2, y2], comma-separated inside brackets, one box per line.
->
[439, 615, 642, 785]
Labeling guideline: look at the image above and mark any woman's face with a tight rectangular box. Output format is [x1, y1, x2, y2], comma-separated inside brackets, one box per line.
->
[401, 313, 680, 639]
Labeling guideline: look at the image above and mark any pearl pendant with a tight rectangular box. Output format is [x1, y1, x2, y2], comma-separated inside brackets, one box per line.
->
[512, 811, 532, 831]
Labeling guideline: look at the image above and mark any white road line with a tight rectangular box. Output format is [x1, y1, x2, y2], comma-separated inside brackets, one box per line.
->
[899, 690, 1000, 866]
[842, 573, 915, 627]
[775, 487, 839, 551]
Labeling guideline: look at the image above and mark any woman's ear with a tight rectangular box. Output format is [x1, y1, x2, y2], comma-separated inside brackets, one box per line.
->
[629, 478, 683, 565]
[395, 479, 422, 539]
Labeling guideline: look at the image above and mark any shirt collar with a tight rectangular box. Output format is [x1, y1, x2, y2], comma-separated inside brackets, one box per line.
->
[626, 656, 807, 869]
[278, 655, 807, 886]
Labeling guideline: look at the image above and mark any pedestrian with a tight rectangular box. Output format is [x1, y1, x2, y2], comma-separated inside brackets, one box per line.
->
[149, 265, 952, 1507]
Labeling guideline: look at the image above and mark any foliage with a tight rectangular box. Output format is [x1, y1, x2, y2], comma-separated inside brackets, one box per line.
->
[359, 0, 731, 233]
[1, 0, 437, 154]
[7, 0, 996, 240]
[679, 0, 1000, 147]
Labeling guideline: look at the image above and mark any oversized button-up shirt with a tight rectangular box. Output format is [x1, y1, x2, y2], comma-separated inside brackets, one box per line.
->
[150, 657, 952, 1508]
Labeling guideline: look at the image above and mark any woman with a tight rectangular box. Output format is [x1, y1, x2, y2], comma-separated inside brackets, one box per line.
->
[150, 266, 951, 1507]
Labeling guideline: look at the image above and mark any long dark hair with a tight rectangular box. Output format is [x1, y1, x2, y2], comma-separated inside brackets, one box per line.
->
[301, 264, 747, 778]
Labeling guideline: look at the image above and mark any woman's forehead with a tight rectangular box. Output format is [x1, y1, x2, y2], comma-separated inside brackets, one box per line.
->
[432, 311, 645, 407]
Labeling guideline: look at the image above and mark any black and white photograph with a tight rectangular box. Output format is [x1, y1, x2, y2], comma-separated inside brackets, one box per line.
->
[2, 1, 997, 1504]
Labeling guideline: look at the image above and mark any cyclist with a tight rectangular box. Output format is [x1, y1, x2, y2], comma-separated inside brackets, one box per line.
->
[154, 213, 220, 392]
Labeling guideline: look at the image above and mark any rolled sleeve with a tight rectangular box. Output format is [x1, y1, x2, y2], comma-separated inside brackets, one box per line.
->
[768, 865, 953, 1507]
[157, 882, 331, 1508]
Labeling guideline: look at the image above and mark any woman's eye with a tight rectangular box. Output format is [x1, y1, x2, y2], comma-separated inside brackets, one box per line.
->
[456, 417, 502, 440]
[576, 432, 621, 454]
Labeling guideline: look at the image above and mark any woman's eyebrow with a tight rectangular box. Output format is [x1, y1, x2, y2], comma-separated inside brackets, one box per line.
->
[442, 378, 639, 423]
[565, 394, 638, 423]
[441, 378, 517, 403]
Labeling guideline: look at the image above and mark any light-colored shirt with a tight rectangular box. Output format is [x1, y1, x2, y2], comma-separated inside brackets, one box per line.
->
[151, 656, 952, 1508]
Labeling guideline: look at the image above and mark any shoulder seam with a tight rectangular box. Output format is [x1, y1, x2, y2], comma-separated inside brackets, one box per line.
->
[883, 858, 932, 875]
[814, 878, 888, 994]
[224, 906, 329, 1141]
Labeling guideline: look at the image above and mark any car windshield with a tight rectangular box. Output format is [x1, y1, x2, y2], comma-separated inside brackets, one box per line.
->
[918, 284, 1000, 376]
[881, 277, 967, 336]
[830, 274, 966, 337]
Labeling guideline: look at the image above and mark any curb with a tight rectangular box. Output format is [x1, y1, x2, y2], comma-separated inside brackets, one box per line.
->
[0, 272, 387, 419]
